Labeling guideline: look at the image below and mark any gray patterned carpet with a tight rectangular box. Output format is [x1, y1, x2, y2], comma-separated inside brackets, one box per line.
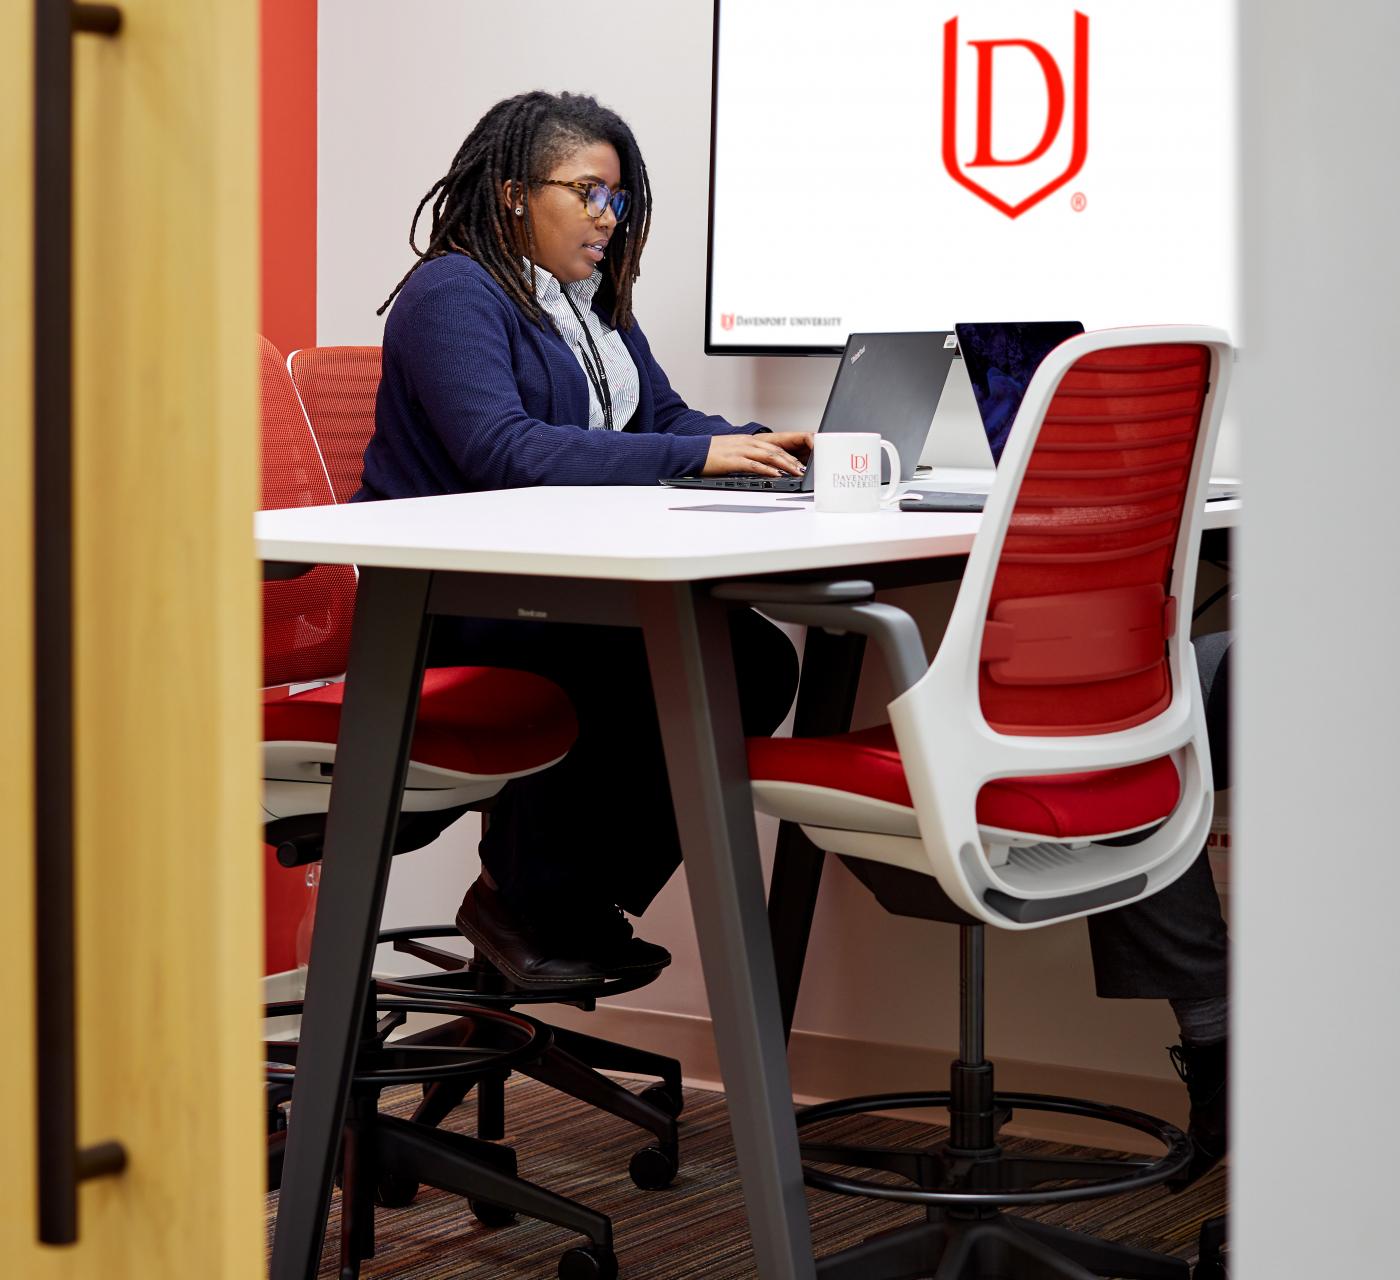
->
[266, 1075, 1226, 1278]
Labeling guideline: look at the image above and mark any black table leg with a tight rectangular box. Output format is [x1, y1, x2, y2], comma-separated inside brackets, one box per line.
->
[639, 583, 817, 1280]
[769, 627, 868, 1041]
[270, 568, 433, 1280]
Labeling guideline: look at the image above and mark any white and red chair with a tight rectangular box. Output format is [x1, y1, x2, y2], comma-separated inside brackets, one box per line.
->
[728, 326, 1232, 1280]
[283, 342, 685, 1192]
[262, 335, 576, 859]
[259, 336, 622, 1279]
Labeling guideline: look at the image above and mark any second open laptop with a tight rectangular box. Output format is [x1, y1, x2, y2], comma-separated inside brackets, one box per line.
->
[660, 331, 958, 493]
[903, 320, 1240, 512]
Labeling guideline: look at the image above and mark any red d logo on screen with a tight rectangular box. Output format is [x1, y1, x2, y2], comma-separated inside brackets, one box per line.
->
[720, 313, 735, 331]
[942, 10, 1089, 219]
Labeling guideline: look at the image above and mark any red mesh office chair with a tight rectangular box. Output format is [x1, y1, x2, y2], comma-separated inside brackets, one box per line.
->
[285, 344, 380, 503]
[260, 336, 620, 1279]
[727, 327, 1233, 1280]
[263, 338, 577, 849]
[285, 344, 683, 1192]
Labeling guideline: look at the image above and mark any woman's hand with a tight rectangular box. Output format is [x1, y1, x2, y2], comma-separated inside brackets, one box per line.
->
[702, 431, 813, 477]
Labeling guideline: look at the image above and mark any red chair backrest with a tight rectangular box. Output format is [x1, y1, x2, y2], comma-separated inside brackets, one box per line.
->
[259, 336, 356, 686]
[287, 346, 381, 503]
[978, 342, 1212, 736]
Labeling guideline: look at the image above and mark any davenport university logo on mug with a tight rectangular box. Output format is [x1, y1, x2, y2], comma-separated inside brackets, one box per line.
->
[814, 434, 901, 512]
[830, 450, 876, 488]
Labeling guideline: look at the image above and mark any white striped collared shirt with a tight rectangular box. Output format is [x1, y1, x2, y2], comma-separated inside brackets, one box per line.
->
[524, 262, 640, 431]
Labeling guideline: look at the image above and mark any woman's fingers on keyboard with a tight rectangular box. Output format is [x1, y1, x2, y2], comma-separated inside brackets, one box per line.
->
[703, 434, 805, 477]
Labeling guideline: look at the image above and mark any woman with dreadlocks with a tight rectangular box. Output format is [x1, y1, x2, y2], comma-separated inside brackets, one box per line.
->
[357, 91, 804, 987]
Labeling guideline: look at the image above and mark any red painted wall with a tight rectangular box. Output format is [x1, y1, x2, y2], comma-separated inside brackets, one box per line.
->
[261, 0, 318, 972]
[260, 0, 317, 357]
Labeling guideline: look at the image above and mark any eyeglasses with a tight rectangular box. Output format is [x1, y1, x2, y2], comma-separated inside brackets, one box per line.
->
[534, 178, 631, 224]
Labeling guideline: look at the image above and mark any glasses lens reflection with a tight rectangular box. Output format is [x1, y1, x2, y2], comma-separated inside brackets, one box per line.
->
[585, 184, 630, 224]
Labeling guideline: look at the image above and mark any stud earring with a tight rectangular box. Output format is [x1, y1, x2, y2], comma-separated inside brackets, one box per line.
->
[514, 205, 524, 216]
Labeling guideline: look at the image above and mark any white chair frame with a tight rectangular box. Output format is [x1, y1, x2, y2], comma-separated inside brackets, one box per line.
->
[755, 326, 1234, 928]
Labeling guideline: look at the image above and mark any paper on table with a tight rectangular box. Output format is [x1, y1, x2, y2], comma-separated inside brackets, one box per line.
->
[669, 504, 801, 514]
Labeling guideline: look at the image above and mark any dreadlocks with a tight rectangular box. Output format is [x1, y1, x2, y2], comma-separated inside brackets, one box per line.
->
[378, 91, 653, 330]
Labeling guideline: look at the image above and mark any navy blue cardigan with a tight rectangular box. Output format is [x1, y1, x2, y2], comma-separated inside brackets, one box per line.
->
[357, 254, 762, 499]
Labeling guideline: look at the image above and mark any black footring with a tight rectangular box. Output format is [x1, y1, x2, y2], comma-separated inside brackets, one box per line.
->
[798, 1090, 1190, 1209]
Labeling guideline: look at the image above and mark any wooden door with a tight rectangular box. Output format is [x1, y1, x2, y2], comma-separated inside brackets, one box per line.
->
[1, 3, 263, 1276]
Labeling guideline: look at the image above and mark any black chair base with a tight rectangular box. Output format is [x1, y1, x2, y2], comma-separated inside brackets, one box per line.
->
[799, 1089, 1190, 1208]
[799, 1086, 1191, 1279]
[377, 924, 683, 1186]
[1193, 1214, 1227, 1279]
[304, 1102, 617, 1280]
[816, 1212, 1189, 1280]
[266, 993, 618, 1280]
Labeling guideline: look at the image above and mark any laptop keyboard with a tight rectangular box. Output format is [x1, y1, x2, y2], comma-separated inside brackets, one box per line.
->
[683, 474, 804, 491]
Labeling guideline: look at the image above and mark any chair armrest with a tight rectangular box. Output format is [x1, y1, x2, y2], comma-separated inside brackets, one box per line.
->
[711, 579, 876, 606]
[712, 580, 927, 698]
[263, 561, 314, 581]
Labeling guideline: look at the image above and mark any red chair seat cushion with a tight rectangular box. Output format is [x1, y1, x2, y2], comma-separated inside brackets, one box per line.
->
[265, 666, 577, 776]
[747, 725, 1180, 838]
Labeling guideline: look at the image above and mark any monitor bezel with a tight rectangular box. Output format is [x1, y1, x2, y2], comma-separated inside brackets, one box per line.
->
[704, 0, 846, 358]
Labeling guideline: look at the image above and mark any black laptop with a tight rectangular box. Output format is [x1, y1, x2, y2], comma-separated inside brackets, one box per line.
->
[660, 331, 958, 494]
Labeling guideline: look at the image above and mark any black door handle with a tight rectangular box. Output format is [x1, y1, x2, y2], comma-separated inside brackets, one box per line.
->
[34, 0, 127, 1247]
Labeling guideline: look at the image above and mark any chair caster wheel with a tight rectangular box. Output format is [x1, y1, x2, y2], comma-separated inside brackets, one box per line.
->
[628, 1144, 678, 1189]
[469, 1197, 517, 1228]
[559, 1244, 618, 1280]
[1194, 1260, 1227, 1280]
[374, 1172, 419, 1207]
[640, 1081, 684, 1119]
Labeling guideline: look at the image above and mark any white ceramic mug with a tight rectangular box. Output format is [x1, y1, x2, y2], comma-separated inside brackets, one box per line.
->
[812, 433, 901, 512]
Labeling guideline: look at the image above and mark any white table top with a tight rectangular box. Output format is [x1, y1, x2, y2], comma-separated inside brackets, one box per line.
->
[255, 470, 1240, 583]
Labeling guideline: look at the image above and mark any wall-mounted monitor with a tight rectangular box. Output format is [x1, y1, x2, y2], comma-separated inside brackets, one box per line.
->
[705, 0, 1238, 355]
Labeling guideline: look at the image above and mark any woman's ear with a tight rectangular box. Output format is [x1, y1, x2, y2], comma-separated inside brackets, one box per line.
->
[501, 180, 524, 217]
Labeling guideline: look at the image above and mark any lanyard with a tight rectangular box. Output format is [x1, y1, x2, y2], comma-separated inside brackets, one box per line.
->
[563, 290, 614, 432]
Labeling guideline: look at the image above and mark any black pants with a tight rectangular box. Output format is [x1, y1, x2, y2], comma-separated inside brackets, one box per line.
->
[1085, 631, 1233, 999]
[428, 608, 800, 919]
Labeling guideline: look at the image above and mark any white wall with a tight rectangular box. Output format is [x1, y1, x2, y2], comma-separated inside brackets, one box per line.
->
[320, 0, 1237, 1083]
[1235, 4, 1400, 1277]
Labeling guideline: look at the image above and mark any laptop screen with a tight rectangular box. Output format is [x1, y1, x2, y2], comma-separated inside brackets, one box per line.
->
[806, 331, 958, 489]
[954, 322, 1085, 464]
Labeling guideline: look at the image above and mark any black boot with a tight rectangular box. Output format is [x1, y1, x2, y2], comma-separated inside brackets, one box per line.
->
[1167, 1037, 1228, 1189]
[527, 892, 672, 978]
[582, 903, 672, 977]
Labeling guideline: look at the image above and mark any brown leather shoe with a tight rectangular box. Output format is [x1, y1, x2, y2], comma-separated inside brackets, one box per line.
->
[457, 878, 672, 987]
[456, 878, 612, 987]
